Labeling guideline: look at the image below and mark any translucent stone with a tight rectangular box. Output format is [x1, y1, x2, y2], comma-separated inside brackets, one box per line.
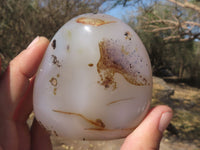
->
[33, 13, 152, 140]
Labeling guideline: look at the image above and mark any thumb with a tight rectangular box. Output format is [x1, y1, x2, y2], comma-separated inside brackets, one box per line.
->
[121, 105, 173, 150]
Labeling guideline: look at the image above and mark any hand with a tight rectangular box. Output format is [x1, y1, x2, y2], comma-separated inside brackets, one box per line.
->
[121, 105, 172, 150]
[0, 37, 172, 150]
[0, 37, 52, 150]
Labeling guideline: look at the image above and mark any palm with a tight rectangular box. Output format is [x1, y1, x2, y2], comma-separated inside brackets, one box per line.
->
[0, 120, 29, 150]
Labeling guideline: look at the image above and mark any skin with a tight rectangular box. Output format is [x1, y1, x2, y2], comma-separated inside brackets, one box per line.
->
[0, 37, 172, 150]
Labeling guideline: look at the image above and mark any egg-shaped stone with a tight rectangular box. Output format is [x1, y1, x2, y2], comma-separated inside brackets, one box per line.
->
[33, 13, 152, 140]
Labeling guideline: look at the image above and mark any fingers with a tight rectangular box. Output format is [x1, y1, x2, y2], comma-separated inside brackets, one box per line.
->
[12, 78, 34, 122]
[0, 36, 49, 119]
[121, 105, 173, 150]
[31, 119, 52, 150]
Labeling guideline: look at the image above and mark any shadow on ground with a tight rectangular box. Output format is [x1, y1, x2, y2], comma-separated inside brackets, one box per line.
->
[153, 76, 200, 149]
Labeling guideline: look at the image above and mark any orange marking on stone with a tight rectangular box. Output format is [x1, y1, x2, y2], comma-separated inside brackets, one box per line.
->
[52, 109, 105, 128]
[76, 17, 116, 26]
[107, 97, 135, 105]
[85, 127, 136, 131]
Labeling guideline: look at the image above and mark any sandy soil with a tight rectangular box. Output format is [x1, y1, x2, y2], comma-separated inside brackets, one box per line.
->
[51, 135, 199, 150]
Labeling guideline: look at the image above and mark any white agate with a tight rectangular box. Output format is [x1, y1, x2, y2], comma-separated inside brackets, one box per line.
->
[33, 13, 152, 140]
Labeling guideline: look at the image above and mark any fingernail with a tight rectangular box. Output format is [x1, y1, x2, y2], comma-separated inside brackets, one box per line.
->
[27, 36, 40, 49]
[159, 111, 173, 132]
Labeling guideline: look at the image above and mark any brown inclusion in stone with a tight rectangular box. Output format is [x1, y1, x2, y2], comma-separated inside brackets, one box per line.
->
[97, 39, 148, 90]
[52, 110, 105, 129]
[76, 17, 116, 27]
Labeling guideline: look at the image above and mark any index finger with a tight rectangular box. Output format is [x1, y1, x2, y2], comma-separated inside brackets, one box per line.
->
[0, 36, 49, 119]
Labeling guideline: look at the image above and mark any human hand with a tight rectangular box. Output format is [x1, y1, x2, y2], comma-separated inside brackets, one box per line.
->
[0, 37, 52, 150]
[0, 37, 172, 150]
[121, 105, 173, 150]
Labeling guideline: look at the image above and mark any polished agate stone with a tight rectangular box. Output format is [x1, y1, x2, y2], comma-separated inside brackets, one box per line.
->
[33, 13, 152, 140]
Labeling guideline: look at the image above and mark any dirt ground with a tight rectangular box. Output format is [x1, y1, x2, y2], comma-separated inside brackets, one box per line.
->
[51, 136, 199, 150]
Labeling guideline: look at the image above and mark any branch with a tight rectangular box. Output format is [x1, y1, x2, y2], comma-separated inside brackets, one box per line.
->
[185, 21, 200, 27]
[146, 19, 178, 26]
[151, 26, 176, 32]
[168, 0, 200, 13]
[140, 0, 200, 42]
[164, 32, 200, 42]
[164, 35, 181, 41]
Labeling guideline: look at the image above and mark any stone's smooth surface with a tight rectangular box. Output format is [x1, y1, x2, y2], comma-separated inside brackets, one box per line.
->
[33, 13, 152, 140]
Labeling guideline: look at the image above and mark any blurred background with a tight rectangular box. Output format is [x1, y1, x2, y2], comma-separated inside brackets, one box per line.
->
[1, 0, 200, 149]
